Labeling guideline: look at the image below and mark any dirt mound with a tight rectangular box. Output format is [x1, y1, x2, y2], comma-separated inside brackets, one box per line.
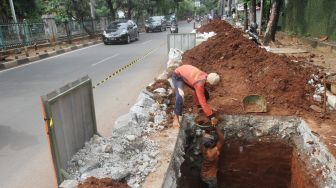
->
[184, 20, 326, 119]
[78, 177, 129, 188]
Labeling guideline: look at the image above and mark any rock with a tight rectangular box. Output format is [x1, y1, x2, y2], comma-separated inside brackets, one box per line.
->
[143, 154, 151, 162]
[154, 111, 166, 125]
[149, 151, 159, 158]
[254, 129, 263, 137]
[135, 92, 155, 108]
[92, 135, 103, 144]
[79, 160, 100, 174]
[313, 94, 322, 102]
[132, 183, 140, 188]
[59, 180, 79, 188]
[130, 105, 151, 124]
[110, 166, 131, 180]
[113, 114, 131, 130]
[102, 144, 113, 153]
[310, 105, 322, 113]
[80, 168, 109, 180]
[153, 88, 167, 97]
[126, 135, 136, 141]
[77, 160, 84, 166]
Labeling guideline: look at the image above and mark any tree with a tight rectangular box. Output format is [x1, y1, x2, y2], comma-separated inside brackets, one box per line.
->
[263, 0, 282, 45]
[177, 0, 194, 19]
[105, 0, 118, 20]
[250, 0, 256, 23]
[243, 2, 248, 30]
[0, 0, 44, 22]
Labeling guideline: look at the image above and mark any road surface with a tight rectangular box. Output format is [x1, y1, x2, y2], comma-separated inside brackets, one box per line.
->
[0, 22, 192, 188]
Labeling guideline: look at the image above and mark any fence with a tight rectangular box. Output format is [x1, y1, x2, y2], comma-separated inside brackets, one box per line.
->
[280, 0, 336, 40]
[40, 76, 98, 184]
[0, 22, 47, 49]
[0, 18, 108, 50]
[167, 33, 196, 52]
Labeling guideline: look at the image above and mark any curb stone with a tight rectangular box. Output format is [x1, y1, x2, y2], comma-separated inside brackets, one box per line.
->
[0, 40, 102, 71]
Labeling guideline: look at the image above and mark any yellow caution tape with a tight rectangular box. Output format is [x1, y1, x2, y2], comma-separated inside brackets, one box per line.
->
[92, 44, 164, 89]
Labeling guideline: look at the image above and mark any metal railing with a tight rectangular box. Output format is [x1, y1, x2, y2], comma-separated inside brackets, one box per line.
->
[0, 22, 47, 49]
[0, 18, 107, 50]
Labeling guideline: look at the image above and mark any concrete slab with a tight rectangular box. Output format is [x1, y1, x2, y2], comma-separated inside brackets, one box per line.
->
[268, 47, 308, 54]
[142, 128, 179, 188]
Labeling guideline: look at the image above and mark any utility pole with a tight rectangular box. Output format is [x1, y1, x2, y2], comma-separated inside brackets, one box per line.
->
[8, 0, 18, 23]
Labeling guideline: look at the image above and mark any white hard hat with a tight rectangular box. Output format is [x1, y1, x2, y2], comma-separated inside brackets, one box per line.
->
[207, 73, 220, 85]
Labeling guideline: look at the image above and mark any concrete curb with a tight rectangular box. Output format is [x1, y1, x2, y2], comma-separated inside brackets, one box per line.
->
[0, 40, 102, 71]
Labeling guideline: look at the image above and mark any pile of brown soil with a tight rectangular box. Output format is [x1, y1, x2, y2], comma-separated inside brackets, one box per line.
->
[184, 20, 331, 120]
[78, 177, 129, 188]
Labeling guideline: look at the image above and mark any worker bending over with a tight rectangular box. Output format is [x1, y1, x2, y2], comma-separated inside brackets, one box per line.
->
[172, 64, 220, 128]
[201, 125, 225, 188]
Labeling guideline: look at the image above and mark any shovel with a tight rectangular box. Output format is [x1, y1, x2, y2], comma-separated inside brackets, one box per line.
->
[243, 95, 267, 113]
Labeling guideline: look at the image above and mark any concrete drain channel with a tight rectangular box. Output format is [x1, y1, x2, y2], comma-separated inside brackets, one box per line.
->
[163, 115, 336, 188]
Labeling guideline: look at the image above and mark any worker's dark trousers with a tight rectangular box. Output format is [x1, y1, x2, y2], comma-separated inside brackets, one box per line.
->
[172, 72, 184, 116]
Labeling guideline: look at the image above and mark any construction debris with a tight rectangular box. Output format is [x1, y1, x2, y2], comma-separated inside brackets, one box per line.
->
[65, 80, 174, 187]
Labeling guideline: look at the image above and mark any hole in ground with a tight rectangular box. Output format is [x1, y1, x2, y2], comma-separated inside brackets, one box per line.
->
[178, 138, 316, 188]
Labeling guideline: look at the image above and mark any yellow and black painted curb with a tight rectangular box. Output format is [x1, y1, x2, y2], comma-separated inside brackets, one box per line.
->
[92, 45, 163, 89]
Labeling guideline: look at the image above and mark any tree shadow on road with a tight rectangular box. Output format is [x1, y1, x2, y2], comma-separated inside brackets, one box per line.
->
[0, 125, 38, 151]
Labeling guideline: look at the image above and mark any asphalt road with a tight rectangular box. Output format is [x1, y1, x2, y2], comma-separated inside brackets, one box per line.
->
[0, 22, 192, 188]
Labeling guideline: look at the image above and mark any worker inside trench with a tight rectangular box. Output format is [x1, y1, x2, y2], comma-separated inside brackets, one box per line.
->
[176, 116, 322, 188]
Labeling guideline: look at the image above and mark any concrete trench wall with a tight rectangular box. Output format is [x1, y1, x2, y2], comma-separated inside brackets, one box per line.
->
[162, 115, 336, 188]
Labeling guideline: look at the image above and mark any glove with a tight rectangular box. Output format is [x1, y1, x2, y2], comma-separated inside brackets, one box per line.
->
[211, 117, 219, 127]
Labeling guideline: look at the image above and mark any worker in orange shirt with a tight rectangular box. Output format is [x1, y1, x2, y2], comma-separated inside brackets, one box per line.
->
[201, 125, 225, 188]
[172, 64, 220, 128]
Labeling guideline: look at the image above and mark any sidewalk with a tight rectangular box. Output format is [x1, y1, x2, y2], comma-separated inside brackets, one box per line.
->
[0, 36, 102, 71]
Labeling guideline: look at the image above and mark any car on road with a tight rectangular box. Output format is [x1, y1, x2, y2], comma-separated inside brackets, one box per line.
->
[102, 20, 139, 44]
[145, 16, 167, 32]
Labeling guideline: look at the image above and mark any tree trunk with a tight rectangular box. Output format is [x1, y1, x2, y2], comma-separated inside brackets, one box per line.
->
[127, 0, 132, 19]
[228, 0, 232, 16]
[244, 2, 248, 31]
[265, 0, 272, 27]
[263, 0, 282, 45]
[106, 0, 116, 21]
[250, 0, 256, 23]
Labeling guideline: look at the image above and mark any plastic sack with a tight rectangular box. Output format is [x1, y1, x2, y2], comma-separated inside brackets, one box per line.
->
[167, 48, 183, 68]
[168, 48, 183, 62]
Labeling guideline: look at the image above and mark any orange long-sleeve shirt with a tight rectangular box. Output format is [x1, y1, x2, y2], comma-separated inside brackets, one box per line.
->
[174, 65, 213, 117]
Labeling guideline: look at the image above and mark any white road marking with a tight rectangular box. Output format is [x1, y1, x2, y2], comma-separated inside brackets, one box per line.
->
[91, 54, 119, 66]
[0, 43, 103, 74]
[141, 40, 153, 45]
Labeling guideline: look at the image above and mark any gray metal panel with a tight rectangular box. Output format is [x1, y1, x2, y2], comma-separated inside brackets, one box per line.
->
[167, 33, 196, 52]
[41, 76, 97, 184]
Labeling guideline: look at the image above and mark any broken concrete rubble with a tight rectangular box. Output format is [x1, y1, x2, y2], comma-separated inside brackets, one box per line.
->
[59, 179, 79, 188]
[65, 81, 173, 187]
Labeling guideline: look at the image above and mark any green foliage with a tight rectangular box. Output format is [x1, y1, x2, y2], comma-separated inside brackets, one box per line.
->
[44, 0, 69, 22]
[0, 0, 44, 21]
[177, 0, 194, 19]
[196, 5, 208, 15]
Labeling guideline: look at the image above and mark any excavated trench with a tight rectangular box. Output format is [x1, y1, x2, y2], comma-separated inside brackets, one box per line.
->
[162, 115, 336, 188]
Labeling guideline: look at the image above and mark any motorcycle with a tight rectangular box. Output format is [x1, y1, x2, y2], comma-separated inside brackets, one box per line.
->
[246, 22, 261, 45]
[187, 17, 192, 23]
[170, 23, 178, 33]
